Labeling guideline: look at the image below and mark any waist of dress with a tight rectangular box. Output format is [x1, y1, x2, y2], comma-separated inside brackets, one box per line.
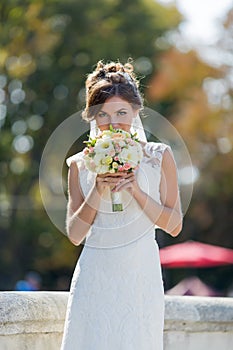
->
[83, 227, 157, 250]
[79, 231, 161, 272]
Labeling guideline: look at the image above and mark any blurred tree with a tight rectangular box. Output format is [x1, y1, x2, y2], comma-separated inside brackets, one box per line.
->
[147, 12, 233, 292]
[0, 0, 182, 289]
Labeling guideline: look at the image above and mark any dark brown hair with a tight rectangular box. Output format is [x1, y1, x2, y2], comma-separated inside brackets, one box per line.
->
[82, 60, 143, 121]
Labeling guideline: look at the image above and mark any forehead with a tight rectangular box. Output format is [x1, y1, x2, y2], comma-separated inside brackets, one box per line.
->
[101, 96, 132, 112]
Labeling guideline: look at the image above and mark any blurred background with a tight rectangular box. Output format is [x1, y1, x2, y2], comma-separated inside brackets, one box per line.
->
[0, 0, 233, 295]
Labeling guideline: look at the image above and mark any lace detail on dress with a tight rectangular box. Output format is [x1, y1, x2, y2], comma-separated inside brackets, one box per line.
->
[142, 142, 171, 169]
[61, 235, 164, 350]
[65, 142, 171, 248]
[61, 143, 166, 349]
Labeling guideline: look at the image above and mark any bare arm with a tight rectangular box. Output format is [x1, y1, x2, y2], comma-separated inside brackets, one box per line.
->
[135, 148, 182, 236]
[113, 148, 183, 237]
[66, 161, 101, 245]
[159, 148, 183, 236]
[66, 161, 128, 245]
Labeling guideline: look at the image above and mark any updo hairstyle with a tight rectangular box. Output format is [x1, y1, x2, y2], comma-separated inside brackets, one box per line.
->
[82, 60, 143, 121]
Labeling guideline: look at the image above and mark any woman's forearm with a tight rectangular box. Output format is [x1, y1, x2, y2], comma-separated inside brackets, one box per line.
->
[66, 185, 102, 245]
[133, 188, 182, 237]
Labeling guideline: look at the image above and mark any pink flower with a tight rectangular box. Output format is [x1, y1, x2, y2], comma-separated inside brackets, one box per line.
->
[123, 163, 131, 171]
[89, 147, 94, 153]
[118, 166, 124, 172]
[114, 156, 119, 161]
[115, 145, 121, 153]
[126, 138, 135, 146]
[112, 133, 125, 139]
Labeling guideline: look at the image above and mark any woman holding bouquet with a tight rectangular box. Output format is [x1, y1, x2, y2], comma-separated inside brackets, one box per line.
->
[61, 60, 182, 349]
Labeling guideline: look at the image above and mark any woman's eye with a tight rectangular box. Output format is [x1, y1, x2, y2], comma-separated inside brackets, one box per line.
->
[98, 112, 108, 118]
[118, 111, 127, 116]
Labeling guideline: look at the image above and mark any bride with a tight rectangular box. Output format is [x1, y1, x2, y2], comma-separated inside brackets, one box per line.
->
[61, 60, 182, 349]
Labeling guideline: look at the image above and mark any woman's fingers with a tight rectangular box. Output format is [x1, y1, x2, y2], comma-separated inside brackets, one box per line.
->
[97, 172, 130, 184]
[112, 174, 136, 192]
[98, 172, 127, 178]
[97, 176, 124, 185]
[123, 172, 135, 179]
[96, 171, 137, 192]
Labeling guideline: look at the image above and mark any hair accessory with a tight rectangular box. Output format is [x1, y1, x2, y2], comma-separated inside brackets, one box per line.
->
[120, 72, 133, 83]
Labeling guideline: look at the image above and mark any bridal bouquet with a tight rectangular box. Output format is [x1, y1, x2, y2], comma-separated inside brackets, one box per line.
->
[83, 126, 143, 211]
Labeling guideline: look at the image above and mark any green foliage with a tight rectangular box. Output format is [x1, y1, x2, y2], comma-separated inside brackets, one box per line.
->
[1, 0, 231, 294]
[0, 0, 182, 290]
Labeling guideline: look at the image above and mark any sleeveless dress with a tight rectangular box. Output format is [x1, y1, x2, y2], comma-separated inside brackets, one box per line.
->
[61, 142, 171, 350]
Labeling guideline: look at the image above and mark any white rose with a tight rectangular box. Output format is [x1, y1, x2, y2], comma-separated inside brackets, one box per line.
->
[95, 164, 109, 174]
[118, 140, 126, 147]
[93, 153, 103, 166]
[95, 139, 114, 154]
[118, 146, 140, 167]
[101, 130, 112, 138]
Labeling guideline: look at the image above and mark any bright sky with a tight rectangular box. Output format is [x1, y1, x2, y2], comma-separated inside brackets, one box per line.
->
[158, 0, 233, 45]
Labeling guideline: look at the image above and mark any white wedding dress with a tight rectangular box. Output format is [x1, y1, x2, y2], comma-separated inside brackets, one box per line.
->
[61, 142, 171, 350]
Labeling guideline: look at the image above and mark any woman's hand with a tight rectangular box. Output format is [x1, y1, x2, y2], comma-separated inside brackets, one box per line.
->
[110, 171, 141, 196]
[95, 171, 141, 196]
[95, 172, 128, 195]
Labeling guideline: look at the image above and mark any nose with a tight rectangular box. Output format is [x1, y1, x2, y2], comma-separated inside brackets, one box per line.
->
[111, 122, 121, 128]
[110, 115, 121, 129]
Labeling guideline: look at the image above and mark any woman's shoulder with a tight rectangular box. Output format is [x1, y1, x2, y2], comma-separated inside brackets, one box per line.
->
[143, 141, 171, 158]
[142, 141, 172, 168]
[65, 150, 85, 168]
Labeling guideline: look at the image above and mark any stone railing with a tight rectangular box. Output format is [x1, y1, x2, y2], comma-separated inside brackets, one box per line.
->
[0, 292, 233, 350]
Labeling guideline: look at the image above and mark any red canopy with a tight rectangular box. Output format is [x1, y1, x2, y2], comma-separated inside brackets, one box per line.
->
[159, 241, 233, 268]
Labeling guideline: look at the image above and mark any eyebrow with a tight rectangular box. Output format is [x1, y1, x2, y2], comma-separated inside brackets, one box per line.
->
[99, 108, 128, 114]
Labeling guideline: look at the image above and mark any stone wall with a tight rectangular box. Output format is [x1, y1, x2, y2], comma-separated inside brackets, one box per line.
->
[0, 292, 232, 349]
[164, 295, 233, 350]
[0, 292, 67, 350]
